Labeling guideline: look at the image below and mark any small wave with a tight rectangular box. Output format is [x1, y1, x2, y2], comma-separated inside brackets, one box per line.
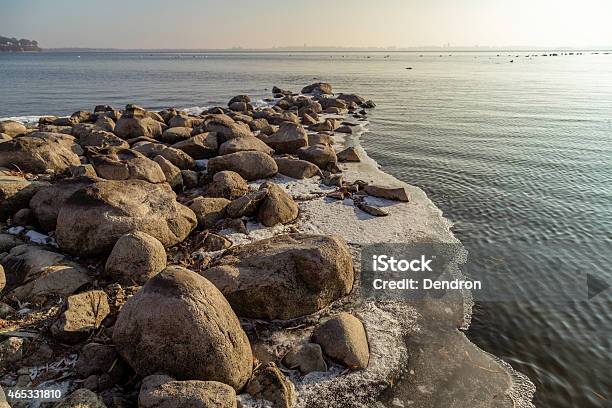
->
[0, 115, 42, 125]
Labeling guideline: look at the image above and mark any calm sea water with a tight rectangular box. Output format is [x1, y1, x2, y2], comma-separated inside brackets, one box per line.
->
[1, 51, 611, 407]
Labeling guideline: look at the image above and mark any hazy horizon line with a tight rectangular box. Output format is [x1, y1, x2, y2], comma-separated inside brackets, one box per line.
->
[40, 45, 612, 53]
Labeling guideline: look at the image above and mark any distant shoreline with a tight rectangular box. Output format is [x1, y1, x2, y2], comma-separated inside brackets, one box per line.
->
[35, 47, 612, 53]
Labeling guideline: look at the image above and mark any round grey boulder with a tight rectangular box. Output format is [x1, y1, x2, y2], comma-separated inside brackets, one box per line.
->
[112, 266, 252, 390]
[105, 231, 167, 284]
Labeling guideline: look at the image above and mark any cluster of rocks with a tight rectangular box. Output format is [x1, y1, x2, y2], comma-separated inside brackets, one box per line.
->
[0, 83, 408, 407]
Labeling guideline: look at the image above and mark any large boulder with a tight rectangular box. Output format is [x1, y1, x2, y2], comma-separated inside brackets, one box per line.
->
[0, 120, 26, 137]
[0, 136, 81, 174]
[30, 131, 84, 155]
[256, 182, 299, 227]
[90, 148, 166, 184]
[202, 115, 253, 143]
[207, 151, 277, 181]
[29, 177, 95, 231]
[133, 142, 195, 170]
[226, 189, 268, 218]
[154, 155, 183, 190]
[172, 133, 218, 159]
[202, 234, 354, 319]
[51, 290, 110, 343]
[114, 116, 163, 140]
[296, 144, 338, 171]
[168, 114, 202, 129]
[301, 83, 332, 95]
[312, 312, 370, 370]
[139, 375, 237, 408]
[55, 180, 196, 256]
[263, 122, 308, 154]
[112, 267, 252, 390]
[79, 129, 129, 149]
[205, 171, 249, 200]
[219, 136, 273, 156]
[337, 93, 366, 106]
[274, 157, 321, 179]
[0, 175, 48, 221]
[2, 245, 91, 301]
[249, 118, 274, 135]
[189, 197, 230, 229]
[160, 127, 193, 144]
[105, 231, 167, 284]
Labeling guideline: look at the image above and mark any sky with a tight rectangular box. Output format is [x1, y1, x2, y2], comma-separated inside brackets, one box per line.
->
[1, 0, 611, 49]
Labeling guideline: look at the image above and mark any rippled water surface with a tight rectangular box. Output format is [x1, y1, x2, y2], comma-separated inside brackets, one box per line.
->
[1, 51, 611, 407]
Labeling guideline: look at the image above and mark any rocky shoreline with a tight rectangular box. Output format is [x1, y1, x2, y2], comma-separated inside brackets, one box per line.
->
[0, 83, 534, 407]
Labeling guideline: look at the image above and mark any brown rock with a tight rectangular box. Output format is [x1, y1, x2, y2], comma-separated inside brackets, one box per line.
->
[55, 179, 196, 256]
[172, 133, 218, 159]
[301, 82, 333, 95]
[364, 184, 410, 202]
[206, 171, 249, 200]
[79, 130, 129, 149]
[153, 155, 183, 190]
[246, 363, 295, 408]
[114, 116, 163, 140]
[249, 118, 274, 135]
[296, 144, 338, 170]
[197, 232, 232, 252]
[189, 197, 230, 229]
[139, 375, 237, 408]
[202, 234, 354, 319]
[0, 337, 24, 368]
[256, 182, 298, 227]
[335, 124, 354, 134]
[282, 343, 327, 374]
[133, 142, 195, 170]
[202, 115, 253, 143]
[54, 389, 107, 408]
[207, 151, 278, 181]
[3, 245, 91, 301]
[337, 146, 362, 162]
[263, 122, 308, 154]
[274, 157, 321, 179]
[225, 189, 268, 218]
[69, 164, 98, 178]
[112, 267, 252, 390]
[51, 290, 110, 343]
[105, 231, 167, 285]
[312, 312, 370, 369]
[0, 135, 81, 174]
[219, 136, 274, 156]
[160, 127, 193, 144]
[0, 175, 49, 221]
[75, 343, 124, 379]
[181, 169, 199, 189]
[91, 148, 166, 184]
[0, 120, 27, 137]
[29, 177, 94, 232]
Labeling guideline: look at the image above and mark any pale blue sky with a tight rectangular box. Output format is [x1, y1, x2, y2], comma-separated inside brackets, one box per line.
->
[1, 0, 611, 49]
